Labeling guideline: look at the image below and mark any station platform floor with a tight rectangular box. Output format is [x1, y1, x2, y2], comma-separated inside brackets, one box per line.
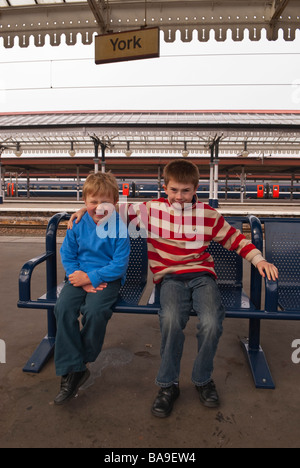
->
[0, 231, 300, 448]
[1, 198, 300, 217]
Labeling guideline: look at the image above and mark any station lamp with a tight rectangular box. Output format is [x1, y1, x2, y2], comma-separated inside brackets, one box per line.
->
[125, 141, 132, 157]
[69, 141, 76, 157]
[241, 141, 249, 158]
[14, 142, 23, 157]
[182, 141, 189, 158]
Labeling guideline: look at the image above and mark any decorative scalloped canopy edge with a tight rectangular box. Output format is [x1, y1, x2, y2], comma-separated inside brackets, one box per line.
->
[0, 0, 299, 48]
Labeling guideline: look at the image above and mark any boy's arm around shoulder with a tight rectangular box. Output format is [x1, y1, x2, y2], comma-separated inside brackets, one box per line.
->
[68, 201, 145, 230]
[68, 207, 87, 229]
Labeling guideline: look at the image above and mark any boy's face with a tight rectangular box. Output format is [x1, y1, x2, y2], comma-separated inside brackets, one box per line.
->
[163, 178, 197, 206]
[84, 192, 117, 224]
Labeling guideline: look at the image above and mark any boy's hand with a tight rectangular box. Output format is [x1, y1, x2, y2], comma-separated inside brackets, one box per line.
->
[69, 270, 90, 287]
[82, 283, 108, 293]
[68, 208, 87, 230]
[256, 261, 279, 281]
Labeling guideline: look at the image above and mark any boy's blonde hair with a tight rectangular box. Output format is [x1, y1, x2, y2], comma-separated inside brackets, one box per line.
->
[82, 172, 119, 202]
[163, 160, 200, 189]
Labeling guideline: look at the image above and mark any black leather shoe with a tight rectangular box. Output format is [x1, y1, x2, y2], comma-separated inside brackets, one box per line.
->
[151, 384, 180, 418]
[196, 380, 220, 408]
[54, 369, 90, 406]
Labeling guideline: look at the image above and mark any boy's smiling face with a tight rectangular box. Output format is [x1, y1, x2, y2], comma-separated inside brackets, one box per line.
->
[84, 192, 116, 224]
[163, 178, 197, 206]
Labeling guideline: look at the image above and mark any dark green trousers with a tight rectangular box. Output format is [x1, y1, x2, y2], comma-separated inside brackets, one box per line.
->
[54, 280, 121, 376]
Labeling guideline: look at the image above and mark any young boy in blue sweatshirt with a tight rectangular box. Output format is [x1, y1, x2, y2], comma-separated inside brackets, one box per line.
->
[54, 172, 130, 405]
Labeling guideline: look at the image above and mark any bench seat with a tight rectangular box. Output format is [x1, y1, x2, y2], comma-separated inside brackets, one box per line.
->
[18, 212, 300, 389]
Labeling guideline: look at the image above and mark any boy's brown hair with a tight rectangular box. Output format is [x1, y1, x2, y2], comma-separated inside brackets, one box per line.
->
[82, 172, 119, 202]
[163, 160, 200, 188]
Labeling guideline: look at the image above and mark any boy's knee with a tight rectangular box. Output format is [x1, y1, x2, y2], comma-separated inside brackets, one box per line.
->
[54, 301, 67, 320]
[198, 313, 223, 338]
[82, 305, 113, 324]
[159, 307, 189, 331]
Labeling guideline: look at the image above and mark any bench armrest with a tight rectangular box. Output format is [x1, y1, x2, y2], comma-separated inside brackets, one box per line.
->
[265, 278, 279, 312]
[18, 212, 70, 308]
[248, 215, 263, 252]
[248, 215, 263, 309]
[18, 251, 54, 304]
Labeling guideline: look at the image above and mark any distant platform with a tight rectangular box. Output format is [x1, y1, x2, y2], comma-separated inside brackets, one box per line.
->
[0, 198, 300, 217]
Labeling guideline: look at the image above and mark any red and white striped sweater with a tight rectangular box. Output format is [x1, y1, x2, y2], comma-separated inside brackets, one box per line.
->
[125, 197, 265, 284]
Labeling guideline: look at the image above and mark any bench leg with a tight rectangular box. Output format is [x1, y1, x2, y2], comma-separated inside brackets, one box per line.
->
[240, 318, 275, 390]
[23, 336, 55, 373]
[23, 309, 56, 374]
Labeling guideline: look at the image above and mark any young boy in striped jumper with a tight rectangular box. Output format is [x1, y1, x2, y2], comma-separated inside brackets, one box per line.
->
[69, 161, 278, 417]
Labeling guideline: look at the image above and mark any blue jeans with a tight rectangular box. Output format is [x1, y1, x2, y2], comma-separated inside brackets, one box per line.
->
[54, 280, 121, 376]
[156, 274, 225, 388]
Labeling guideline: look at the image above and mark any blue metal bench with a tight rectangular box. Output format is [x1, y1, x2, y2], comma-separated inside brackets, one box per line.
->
[18, 212, 281, 389]
[236, 218, 300, 390]
[263, 218, 300, 316]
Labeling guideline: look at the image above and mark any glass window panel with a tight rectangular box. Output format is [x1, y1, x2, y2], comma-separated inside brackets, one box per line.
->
[7, 0, 38, 5]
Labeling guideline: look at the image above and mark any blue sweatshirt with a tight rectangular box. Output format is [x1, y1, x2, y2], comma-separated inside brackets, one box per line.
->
[60, 211, 130, 288]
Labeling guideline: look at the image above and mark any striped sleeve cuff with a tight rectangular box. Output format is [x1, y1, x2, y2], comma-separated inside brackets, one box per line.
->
[251, 253, 265, 267]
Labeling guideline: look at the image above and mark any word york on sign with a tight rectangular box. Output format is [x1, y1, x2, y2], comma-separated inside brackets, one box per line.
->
[95, 27, 160, 65]
[110, 35, 142, 52]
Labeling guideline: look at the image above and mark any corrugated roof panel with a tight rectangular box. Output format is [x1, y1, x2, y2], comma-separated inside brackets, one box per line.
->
[2, 111, 300, 129]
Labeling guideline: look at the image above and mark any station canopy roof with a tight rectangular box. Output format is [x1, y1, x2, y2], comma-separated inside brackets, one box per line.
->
[0, 1, 299, 48]
[1, 109, 300, 158]
[1, 110, 300, 178]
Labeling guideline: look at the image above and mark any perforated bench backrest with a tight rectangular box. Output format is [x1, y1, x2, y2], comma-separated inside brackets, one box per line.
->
[207, 220, 243, 287]
[118, 230, 148, 305]
[119, 220, 245, 307]
[265, 221, 300, 311]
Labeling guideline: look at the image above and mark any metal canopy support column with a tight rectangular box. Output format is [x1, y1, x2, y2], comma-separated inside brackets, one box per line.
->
[158, 165, 162, 198]
[87, 0, 109, 34]
[100, 141, 107, 173]
[290, 172, 295, 201]
[213, 138, 220, 209]
[209, 135, 222, 208]
[91, 136, 100, 174]
[76, 165, 80, 202]
[240, 166, 246, 203]
[269, 0, 291, 39]
[209, 144, 214, 207]
[26, 170, 30, 199]
[0, 145, 5, 204]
